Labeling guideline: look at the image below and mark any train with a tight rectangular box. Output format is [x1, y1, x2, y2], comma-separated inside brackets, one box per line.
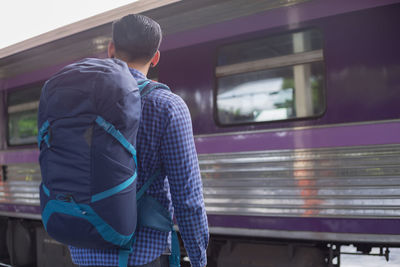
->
[0, 0, 400, 266]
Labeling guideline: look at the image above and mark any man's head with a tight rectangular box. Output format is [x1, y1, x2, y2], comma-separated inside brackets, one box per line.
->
[108, 14, 162, 72]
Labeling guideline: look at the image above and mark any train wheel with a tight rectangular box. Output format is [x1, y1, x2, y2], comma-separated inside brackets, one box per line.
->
[6, 219, 37, 267]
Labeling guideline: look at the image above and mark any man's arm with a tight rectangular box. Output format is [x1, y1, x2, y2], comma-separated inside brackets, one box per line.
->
[160, 94, 209, 267]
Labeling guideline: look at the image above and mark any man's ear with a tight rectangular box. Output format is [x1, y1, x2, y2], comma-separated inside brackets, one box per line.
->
[108, 41, 116, 58]
[150, 50, 160, 67]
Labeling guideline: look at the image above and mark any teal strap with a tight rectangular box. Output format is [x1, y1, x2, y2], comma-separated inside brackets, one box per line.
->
[95, 116, 137, 166]
[137, 79, 171, 98]
[136, 169, 161, 200]
[91, 172, 137, 203]
[169, 229, 181, 267]
[42, 200, 133, 247]
[37, 120, 50, 148]
[44, 134, 50, 147]
[118, 249, 130, 267]
[138, 80, 151, 93]
[42, 183, 50, 197]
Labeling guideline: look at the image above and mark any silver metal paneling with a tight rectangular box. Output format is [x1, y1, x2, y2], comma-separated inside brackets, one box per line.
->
[1, 144, 399, 222]
[0, 163, 41, 205]
[199, 144, 400, 219]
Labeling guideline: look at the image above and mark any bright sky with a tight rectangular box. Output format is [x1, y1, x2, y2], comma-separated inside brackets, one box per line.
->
[0, 0, 138, 49]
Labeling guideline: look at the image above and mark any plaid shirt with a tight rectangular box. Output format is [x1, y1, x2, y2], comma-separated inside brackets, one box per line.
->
[69, 68, 209, 267]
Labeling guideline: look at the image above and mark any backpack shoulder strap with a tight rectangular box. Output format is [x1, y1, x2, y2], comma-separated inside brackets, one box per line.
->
[137, 79, 170, 98]
[136, 169, 161, 200]
[136, 169, 182, 267]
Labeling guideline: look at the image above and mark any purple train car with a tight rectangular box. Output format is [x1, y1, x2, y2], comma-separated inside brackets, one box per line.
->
[0, 0, 400, 266]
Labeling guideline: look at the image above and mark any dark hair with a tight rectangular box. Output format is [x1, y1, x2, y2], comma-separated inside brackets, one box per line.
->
[112, 14, 162, 62]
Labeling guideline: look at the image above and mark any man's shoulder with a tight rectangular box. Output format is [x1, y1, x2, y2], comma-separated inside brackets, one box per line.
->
[146, 86, 188, 111]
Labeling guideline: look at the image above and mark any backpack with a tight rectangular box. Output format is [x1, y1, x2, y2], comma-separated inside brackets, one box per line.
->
[37, 58, 180, 267]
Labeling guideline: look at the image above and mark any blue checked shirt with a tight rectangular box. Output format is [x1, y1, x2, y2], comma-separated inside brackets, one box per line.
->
[69, 68, 209, 267]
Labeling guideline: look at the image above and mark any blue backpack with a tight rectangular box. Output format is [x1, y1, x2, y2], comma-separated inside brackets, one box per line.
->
[38, 58, 180, 267]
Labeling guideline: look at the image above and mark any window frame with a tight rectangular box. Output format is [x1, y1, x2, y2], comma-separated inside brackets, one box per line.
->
[213, 27, 327, 128]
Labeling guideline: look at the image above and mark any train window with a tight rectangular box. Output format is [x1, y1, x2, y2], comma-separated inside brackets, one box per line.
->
[216, 29, 325, 125]
[7, 85, 42, 145]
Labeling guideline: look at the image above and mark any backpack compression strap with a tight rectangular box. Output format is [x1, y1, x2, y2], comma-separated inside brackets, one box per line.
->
[95, 116, 138, 167]
[38, 120, 51, 148]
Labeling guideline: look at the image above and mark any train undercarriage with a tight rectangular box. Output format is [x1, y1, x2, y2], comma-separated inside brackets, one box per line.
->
[0, 217, 396, 267]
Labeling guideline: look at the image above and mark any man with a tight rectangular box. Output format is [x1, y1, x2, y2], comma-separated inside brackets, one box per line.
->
[69, 14, 209, 267]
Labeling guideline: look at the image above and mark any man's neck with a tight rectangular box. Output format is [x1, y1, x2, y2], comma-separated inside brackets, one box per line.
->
[112, 53, 151, 76]
[126, 62, 150, 77]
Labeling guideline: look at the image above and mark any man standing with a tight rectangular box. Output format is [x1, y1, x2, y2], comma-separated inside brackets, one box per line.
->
[69, 14, 209, 267]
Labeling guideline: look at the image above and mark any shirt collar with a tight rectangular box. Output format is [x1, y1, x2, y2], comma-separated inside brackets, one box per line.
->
[129, 68, 146, 80]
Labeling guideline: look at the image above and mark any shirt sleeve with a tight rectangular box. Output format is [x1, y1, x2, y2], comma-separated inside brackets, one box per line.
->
[160, 94, 209, 267]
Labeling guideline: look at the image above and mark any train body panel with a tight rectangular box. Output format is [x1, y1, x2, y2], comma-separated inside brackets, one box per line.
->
[0, 2, 399, 264]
